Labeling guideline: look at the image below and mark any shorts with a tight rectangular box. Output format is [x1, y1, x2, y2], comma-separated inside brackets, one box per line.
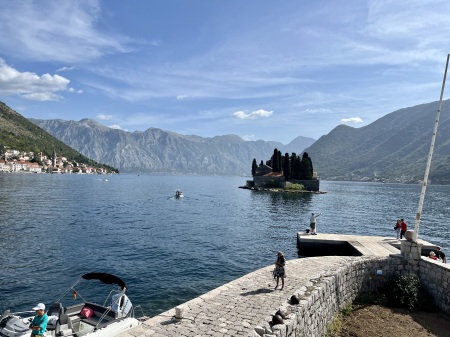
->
[310, 222, 316, 230]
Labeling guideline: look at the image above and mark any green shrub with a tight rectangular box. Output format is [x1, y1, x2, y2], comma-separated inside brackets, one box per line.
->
[285, 183, 305, 191]
[390, 274, 421, 311]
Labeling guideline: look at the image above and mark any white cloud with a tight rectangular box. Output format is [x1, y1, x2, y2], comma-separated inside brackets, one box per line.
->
[0, 1, 132, 63]
[241, 134, 256, 141]
[97, 113, 112, 120]
[233, 109, 273, 120]
[0, 58, 70, 101]
[22, 92, 62, 101]
[68, 88, 83, 94]
[341, 117, 363, 123]
[306, 108, 331, 113]
[57, 66, 79, 72]
[108, 124, 128, 131]
[176, 95, 189, 100]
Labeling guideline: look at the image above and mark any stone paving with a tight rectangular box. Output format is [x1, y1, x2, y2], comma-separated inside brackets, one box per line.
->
[118, 234, 436, 337]
[118, 255, 377, 337]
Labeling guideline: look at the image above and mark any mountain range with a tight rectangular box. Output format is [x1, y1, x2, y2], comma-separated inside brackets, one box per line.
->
[306, 99, 450, 183]
[29, 117, 315, 176]
[3, 98, 450, 183]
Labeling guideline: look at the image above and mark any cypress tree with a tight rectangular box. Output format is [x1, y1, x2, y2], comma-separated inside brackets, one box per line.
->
[277, 150, 282, 173]
[302, 152, 313, 178]
[290, 152, 297, 180]
[272, 148, 279, 172]
[251, 158, 257, 176]
[283, 153, 290, 180]
[293, 155, 302, 179]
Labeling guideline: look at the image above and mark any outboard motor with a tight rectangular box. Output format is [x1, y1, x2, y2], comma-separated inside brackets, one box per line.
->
[111, 294, 133, 318]
[0, 313, 29, 337]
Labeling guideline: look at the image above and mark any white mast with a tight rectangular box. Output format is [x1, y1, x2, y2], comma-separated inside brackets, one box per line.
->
[413, 54, 450, 242]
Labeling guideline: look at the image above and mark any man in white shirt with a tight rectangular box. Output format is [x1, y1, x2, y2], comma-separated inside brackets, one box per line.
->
[310, 213, 322, 235]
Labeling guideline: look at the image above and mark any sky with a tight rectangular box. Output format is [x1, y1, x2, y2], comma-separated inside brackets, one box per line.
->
[1, 0, 450, 144]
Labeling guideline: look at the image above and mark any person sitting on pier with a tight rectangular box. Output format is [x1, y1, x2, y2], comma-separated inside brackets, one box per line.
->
[428, 251, 438, 260]
[273, 251, 286, 291]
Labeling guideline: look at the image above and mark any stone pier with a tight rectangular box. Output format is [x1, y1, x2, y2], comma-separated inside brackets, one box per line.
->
[118, 234, 447, 337]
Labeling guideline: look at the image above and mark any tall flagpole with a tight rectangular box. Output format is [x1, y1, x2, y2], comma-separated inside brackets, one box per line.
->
[413, 54, 450, 242]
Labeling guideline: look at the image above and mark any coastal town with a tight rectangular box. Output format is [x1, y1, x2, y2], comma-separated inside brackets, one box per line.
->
[0, 148, 112, 174]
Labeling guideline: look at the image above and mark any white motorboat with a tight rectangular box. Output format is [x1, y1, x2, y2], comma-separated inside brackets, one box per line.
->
[175, 189, 183, 198]
[0, 272, 144, 337]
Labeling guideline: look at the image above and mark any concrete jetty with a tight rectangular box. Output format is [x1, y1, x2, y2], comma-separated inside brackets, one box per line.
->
[296, 232, 436, 257]
[118, 234, 447, 337]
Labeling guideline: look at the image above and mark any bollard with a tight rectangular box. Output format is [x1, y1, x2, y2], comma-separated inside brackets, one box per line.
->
[175, 306, 184, 319]
[405, 230, 414, 241]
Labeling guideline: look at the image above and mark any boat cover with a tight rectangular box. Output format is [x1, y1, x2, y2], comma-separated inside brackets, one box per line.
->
[82, 272, 127, 289]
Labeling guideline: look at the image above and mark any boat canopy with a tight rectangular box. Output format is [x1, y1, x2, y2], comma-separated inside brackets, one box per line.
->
[82, 272, 127, 290]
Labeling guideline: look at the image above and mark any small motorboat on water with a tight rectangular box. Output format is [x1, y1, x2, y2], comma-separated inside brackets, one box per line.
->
[0, 272, 145, 337]
[175, 189, 184, 198]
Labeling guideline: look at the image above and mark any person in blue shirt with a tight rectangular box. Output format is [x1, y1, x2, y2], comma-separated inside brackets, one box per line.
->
[29, 303, 48, 337]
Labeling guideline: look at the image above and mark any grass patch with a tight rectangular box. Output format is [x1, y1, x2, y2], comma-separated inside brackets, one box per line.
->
[324, 304, 352, 337]
[284, 183, 305, 191]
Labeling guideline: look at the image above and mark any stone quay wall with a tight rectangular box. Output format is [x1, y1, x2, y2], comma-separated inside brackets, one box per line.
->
[258, 243, 449, 337]
[398, 241, 450, 316]
[267, 256, 397, 337]
[419, 257, 450, 314]
[118, 241, 448, 337]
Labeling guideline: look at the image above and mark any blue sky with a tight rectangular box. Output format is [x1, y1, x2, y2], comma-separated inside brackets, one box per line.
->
[1, 0, 450, 144]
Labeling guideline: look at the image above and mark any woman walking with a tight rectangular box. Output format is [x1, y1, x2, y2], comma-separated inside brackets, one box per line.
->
[273, 251, 286, 290]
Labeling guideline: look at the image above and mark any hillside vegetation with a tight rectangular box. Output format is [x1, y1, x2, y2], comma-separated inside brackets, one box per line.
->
[306, 100, 450, 184]
[0, 101, 117, 172]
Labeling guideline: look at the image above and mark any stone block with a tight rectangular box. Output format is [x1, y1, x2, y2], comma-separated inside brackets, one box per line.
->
[249, 329, 261, 337]
[254, 326, 265, 336]
[271, 324, 285, 337]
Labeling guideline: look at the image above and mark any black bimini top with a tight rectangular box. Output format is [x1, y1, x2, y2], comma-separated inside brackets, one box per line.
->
[82, 272, 127, 290]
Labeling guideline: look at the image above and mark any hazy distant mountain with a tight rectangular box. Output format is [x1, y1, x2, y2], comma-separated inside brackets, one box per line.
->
[305, 99, 450, 184]
[26, 99, 450, 183]
[29, 118, 315, 176]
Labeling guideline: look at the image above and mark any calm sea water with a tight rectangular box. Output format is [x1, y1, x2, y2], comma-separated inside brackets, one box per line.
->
[0, 174, 449, 317]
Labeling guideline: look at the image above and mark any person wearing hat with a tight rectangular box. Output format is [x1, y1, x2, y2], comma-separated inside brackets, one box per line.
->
[273, 251, 286, 290]
[29, 303, 48, 337]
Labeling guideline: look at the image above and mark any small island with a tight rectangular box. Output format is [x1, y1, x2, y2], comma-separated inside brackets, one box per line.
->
[241, 149, 322, 193]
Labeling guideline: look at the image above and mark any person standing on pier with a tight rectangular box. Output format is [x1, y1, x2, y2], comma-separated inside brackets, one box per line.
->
[273, 251, 286, 290]
[435, 246, 447, 263]
[310, 212, 322, 235]
[400, 219, 407, 239]
[395, 219, 401, 239]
